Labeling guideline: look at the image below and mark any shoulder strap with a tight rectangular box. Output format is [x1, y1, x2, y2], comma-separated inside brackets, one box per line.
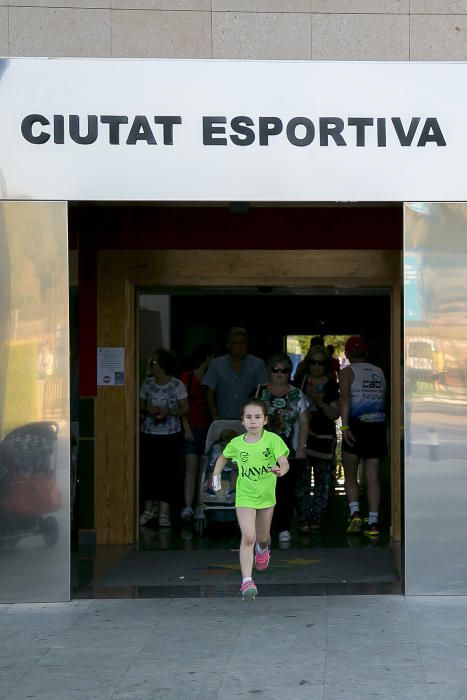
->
[255, 383, 261, 398]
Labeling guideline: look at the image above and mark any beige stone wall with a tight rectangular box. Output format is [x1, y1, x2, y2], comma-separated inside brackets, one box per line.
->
[0, 1, 466, 60]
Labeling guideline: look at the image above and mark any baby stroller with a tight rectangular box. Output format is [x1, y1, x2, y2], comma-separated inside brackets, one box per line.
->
[194, 419, 243, 535]
[0, 421, 61, 548]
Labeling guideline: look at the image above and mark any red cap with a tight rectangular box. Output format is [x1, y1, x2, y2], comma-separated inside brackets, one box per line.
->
[345, 336, 367, 355]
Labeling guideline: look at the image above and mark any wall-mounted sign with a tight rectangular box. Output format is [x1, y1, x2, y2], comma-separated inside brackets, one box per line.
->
[97, 347, 125, 386]
[0, 59, 467, 201]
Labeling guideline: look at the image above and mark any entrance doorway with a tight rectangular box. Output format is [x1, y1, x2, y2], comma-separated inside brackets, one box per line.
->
[70, 205, 402, 597]
[74, 247, 402, 597]
[127, 287, 400, 592]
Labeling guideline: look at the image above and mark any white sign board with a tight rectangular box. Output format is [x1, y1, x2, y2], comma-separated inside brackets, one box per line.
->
[97, 347, 125, 386]
[0, 58, 466, 201]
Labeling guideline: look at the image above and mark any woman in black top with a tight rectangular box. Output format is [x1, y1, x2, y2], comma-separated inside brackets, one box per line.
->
[300, 345, 340, 532]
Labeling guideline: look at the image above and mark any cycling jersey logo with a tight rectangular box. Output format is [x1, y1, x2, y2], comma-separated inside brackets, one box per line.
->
[362, 373, 383, 390]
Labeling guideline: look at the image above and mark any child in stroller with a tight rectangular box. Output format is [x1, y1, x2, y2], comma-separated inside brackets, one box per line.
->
[202, 428, 238, 504]
[195, 419, 242, 533]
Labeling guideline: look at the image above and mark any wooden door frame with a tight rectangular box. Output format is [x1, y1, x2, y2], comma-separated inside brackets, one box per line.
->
[95, 249, 401, 544]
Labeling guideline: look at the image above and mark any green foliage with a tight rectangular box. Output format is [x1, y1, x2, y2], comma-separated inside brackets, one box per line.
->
[297, 335, 312, 355]
[291, 334, 348, 358]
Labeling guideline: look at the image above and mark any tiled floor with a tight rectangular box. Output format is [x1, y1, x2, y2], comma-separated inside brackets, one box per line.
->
[1, 595, 467, 699]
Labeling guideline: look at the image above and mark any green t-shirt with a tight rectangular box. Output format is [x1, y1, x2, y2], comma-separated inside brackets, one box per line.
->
[223, 430, 289, 509]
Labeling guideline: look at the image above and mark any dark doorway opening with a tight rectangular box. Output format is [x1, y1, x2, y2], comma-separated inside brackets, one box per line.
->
[74, 285, 402, 598]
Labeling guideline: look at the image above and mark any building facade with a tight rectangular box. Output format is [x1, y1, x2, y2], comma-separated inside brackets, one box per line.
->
[1, 2, 467, 602]
[1, 2, 466, 63]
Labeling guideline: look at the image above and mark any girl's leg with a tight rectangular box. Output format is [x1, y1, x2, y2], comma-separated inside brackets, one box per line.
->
[236, 507, 257, 579]
[255, 506, 274, 549]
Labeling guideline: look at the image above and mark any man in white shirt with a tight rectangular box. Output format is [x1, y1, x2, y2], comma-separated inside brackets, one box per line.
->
[339, 336, 387, 538]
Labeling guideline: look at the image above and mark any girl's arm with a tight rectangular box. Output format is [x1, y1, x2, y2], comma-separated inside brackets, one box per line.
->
[271, 454, 289, 477]
[212, 454, 228, 476]
[211, 454, 228, 490]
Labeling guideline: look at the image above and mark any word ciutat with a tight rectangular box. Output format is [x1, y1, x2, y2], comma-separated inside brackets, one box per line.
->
[21, 114, 447, 147]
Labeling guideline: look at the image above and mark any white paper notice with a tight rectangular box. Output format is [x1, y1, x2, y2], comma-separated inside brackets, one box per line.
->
[97, 347, 125, 386]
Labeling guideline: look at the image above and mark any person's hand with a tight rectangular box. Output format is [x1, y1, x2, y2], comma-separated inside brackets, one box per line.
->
[147, 404, 168, 422]
[271, 462, 289, 477]
[295, 445, 306, 460]
[343, 429, 356, 447]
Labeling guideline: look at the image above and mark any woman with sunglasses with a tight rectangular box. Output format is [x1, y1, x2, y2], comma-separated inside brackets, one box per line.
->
[251, 352, 309, 545]
[300, 345, 340, 532]
[139, 348, 189, 529]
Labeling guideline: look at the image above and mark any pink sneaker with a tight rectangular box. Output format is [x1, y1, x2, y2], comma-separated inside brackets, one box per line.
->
[254, 546, 270, 572]
[240, 579, 258, 600]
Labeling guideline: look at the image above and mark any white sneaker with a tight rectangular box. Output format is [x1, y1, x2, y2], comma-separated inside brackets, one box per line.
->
[139, 507, 156, 526]
[159, 513, 171, 528]
[181, 506, 194, 521]
[278, 530, 291, 543]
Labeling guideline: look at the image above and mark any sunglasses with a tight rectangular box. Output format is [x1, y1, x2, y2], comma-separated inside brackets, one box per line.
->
[310, 360, 326, 366]
[271, 367, 290, 374]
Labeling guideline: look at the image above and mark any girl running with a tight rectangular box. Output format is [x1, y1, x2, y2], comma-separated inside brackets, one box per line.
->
[212, 399, 289, 600]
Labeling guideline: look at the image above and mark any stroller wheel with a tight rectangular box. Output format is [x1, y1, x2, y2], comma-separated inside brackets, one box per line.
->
[40, 516, 59, 547]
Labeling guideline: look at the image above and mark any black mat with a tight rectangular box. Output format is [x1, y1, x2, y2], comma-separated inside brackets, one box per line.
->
[97, 547, 398, 587]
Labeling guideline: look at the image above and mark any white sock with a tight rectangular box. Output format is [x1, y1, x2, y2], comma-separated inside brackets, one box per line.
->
[349, 501, 360, 516]
[242, 577, 253, 584]
[256, 543, 269, 553]
[368, 512, 379, 525]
